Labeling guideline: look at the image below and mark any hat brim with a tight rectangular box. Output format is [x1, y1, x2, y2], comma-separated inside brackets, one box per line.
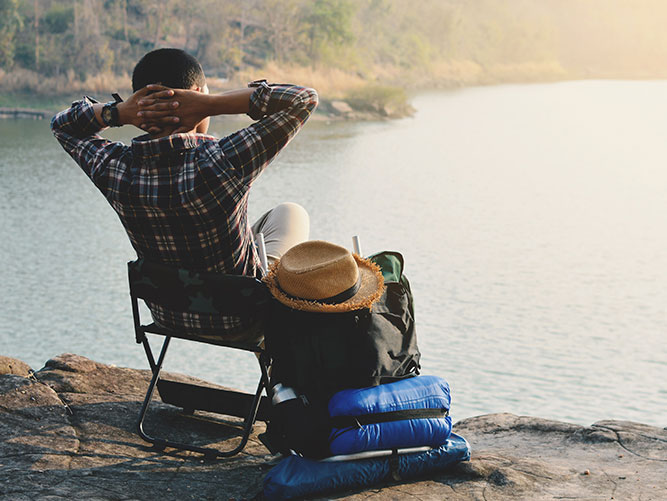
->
[264, 255, 385, 313]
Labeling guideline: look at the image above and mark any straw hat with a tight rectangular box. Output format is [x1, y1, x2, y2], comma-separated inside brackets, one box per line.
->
[264, 240, 385, 313]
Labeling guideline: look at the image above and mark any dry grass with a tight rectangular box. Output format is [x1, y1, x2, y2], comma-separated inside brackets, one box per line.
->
[343, 83, 413, 117]
[229, 61, 368, 99]
[0, 68, 132, 96]
[228, 59, 569, 96]
[0, 58, 570, 113]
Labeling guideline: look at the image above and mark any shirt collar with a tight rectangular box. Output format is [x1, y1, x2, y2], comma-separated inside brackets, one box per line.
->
[131, 133, 216, 160]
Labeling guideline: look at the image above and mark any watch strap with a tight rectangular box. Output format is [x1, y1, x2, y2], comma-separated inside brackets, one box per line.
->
[102, 101, 121, 127]
[248, 79, 268, 88]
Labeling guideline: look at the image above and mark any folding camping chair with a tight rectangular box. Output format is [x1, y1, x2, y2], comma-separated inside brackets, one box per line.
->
[127, 258, 273, 458]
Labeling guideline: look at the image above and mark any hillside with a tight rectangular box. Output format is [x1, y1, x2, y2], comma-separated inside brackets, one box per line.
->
[1, 0, 667, 108]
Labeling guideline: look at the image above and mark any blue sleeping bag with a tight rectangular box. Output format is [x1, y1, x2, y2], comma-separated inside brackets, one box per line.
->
[328, 375, 452, 455]
[263, 433, 471, 501]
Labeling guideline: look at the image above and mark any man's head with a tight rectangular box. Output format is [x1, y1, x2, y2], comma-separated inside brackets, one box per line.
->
[132, 48, 206, 92]
[132, 48, 209, 135]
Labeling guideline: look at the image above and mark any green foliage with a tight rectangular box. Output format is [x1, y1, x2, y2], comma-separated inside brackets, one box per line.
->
[0, 0, 21, 68]
[306, 0, 355, 54]
[1, 0, 554, 79]
[343, 83, 411, 117]
[14, 41, 33, 67]
[44, 5, 73, 34]
[3, 0, 667, 92]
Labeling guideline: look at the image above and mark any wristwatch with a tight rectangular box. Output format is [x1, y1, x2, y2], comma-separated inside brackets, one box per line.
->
[101, 93, 124, 127]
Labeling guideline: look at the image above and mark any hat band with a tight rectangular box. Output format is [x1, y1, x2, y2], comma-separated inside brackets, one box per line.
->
[277, 275, 362, 305]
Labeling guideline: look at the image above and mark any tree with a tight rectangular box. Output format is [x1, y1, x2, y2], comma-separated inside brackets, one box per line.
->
[257, 0, 305, 63]
[71, 0, 114, 77]
[305, 0, 356, 65]
[0, 0, 22, 68]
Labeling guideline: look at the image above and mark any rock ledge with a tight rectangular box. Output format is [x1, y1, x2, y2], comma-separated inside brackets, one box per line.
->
[1, 354, 665, 500]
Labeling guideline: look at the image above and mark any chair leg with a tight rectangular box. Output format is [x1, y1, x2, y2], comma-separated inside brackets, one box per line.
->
[137, 335, 171, 449]
[213, 352, 271, 457]
[215, 370, 264, 456]
[136, 335, 271, 458]
[140, 333, 157, 372]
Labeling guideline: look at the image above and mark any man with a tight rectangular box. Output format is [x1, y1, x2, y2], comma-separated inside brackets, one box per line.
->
[52, 48, 318, 339]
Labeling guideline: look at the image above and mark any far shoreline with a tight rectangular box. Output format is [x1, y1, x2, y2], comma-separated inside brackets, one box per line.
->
[2, 74, 666, 121]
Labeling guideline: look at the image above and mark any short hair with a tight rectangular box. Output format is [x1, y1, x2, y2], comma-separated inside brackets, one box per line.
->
[132, 48, 206, 92]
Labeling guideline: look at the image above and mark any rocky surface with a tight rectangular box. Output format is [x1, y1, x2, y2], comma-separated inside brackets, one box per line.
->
[1, 353, 665, 500]
[0, 356, 32, 377]
[316, 98, 415, 120]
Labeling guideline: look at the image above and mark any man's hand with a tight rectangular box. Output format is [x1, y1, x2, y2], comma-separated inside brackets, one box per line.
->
[137, 87, 212, 134]
[119, 84, 180, 135]
[91, 85, 178, 135]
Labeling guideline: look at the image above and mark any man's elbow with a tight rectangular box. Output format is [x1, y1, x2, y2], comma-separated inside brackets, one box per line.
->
[307, 87, 319, 108]
[50, 113, 58, 133]
[50, 110, 66, 137]
[299, 87, 319, 113]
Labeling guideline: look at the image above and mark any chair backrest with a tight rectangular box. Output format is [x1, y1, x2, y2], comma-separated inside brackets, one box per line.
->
[127, 259, 270, 318]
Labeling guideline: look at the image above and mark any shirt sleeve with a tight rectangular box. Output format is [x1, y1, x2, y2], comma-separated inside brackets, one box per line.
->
[51, 98, 128, 196]
[212, 82, 319, 186]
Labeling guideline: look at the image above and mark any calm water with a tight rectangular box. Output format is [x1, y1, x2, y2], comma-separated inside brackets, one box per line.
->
[1, 81, 666, 427]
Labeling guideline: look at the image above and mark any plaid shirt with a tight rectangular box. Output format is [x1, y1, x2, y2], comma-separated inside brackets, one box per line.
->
[52, 82, 318, 335]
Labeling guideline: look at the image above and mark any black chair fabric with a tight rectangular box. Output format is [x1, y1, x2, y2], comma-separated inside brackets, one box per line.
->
[127, 258, 272, 458]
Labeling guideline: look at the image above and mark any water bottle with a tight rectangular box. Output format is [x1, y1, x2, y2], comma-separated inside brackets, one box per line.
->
[270, 383, 327, 456]
[271, 383, 299, 406]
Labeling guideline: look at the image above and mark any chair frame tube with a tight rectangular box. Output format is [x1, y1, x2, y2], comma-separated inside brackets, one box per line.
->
[131, 293, 271, 458]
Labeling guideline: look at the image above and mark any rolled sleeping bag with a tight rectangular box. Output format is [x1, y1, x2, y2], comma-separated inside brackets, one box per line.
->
[263, 433, 471, 501]
[327, 375, 452, 456]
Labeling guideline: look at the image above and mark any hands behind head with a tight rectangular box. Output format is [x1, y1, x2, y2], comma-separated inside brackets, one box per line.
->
[133, 84, 210, 136]
[114, 85, 171, 135]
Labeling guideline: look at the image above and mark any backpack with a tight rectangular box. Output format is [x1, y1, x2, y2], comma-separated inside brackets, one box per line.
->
[262, 251, 421, 456]
[265, 250, 420, 399]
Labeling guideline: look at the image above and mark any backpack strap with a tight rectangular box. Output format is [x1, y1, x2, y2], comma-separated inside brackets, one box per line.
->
[330, 407, 448, 429]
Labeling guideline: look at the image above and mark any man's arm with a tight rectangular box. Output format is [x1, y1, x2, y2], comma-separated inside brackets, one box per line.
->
[51, 86, 173, 186]
[51, 97, 122, 186]
[137, 87, 255, 131]
[138, 82, 319, 185]
[230, 82, 318, 185]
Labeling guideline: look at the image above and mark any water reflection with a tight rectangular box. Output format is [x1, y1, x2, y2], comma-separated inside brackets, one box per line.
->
[1, 81, 666, 427]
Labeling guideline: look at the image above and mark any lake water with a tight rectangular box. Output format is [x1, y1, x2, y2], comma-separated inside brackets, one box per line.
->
[1, 81, 666, 427]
